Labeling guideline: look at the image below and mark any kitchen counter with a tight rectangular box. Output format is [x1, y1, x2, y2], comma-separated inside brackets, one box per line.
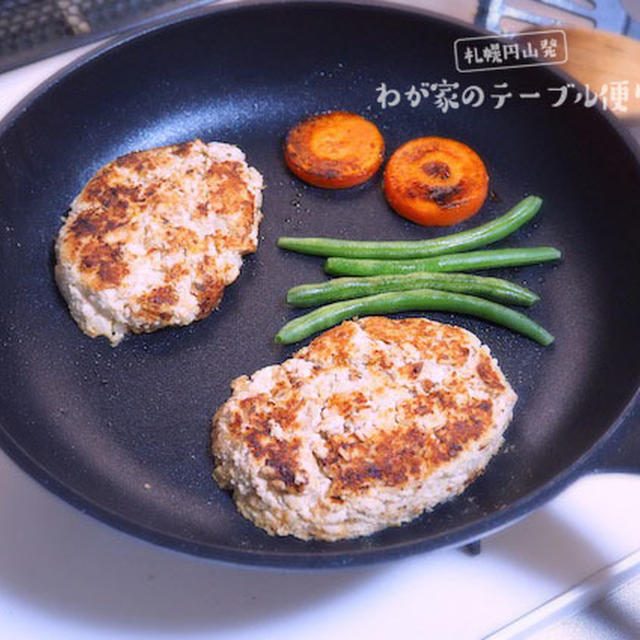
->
[1, 446, 638, 639]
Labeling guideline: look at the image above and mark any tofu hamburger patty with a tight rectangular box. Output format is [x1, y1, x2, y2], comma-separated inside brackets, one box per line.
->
[55, 139, 263, 344]
[211, 317, 518, 541]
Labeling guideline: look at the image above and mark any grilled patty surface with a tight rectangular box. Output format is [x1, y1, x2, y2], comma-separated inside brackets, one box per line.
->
[212, 317, 517, 541]
[55, 139, 263, 344]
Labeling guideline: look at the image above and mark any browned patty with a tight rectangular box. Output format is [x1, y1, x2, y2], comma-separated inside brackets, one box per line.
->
[212, 317, 517, 541]
[55, 139, 263, 344]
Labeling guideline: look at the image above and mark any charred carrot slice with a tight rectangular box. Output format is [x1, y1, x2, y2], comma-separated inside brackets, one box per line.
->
[383, 136, 489, 226]
[284, 111, 385, 188]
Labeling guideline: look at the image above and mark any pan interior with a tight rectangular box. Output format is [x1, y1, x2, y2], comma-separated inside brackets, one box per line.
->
[0, 2, 638, 564]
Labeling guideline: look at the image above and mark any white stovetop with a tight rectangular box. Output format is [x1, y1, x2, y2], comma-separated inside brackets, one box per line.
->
[0, 32, 639, 640]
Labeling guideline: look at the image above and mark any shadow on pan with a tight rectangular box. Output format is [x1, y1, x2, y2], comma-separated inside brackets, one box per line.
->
[0, 0, 638, 568]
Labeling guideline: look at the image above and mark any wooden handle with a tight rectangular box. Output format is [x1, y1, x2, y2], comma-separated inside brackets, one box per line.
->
[561, 28, 640, 122]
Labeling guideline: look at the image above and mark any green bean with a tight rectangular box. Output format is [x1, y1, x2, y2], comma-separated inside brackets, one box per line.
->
[287, 272, 539, 307]
[325, 247, 561, 276]
[275, 289, 554, 346]
[277, 195, 542, 259]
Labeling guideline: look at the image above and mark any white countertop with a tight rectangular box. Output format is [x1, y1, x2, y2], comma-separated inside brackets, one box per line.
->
[1, 448, 639, 640]
[0, 10, 639, 640]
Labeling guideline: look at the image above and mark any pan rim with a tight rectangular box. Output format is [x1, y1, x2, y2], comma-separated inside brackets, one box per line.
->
[0, 0, 638, 569]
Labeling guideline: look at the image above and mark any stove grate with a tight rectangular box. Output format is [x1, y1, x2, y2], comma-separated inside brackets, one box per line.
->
[0, 0, 214, 73]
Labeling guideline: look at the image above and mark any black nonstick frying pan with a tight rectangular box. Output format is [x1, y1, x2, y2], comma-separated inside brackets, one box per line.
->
[0, 0, 638, 569]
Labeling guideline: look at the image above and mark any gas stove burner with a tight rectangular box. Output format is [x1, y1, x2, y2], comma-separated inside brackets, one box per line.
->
[0, 0, 215, 73]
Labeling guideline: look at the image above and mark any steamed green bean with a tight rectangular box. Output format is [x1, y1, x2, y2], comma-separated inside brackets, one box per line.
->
[275, 289, 554, 346]
[277, 195, 543, 259]
[324, 247, 561, 276]
[287, 272, 539, 307]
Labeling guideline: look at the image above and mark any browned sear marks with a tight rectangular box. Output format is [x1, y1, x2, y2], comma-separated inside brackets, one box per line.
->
[212, 317, 517, 540]
[55, 138, 262, 343]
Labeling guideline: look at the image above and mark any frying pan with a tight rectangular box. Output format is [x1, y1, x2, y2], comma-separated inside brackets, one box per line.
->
[0, 0, 638, 569]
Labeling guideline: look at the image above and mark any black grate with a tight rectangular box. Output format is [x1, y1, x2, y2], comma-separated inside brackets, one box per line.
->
[0, 0, 215, 73]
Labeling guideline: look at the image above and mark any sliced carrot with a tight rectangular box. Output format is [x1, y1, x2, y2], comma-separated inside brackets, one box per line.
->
[383, 137, 489, 226]
[284, 111, 385, 189]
